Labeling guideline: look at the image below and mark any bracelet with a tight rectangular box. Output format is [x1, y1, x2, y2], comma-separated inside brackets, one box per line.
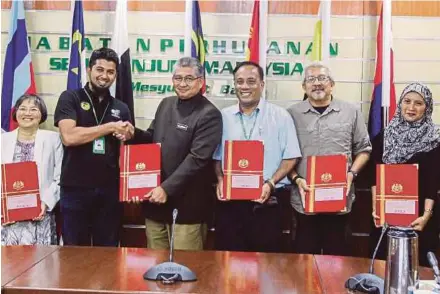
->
[424, 208, 433, 215]
[264, 179, 275, 192]
[291, 175, 304, 185]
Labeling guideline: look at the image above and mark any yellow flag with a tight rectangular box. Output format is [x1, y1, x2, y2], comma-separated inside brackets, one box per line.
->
[310, 5, 322, 61]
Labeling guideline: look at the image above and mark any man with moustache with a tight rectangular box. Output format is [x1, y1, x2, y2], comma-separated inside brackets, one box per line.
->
[287, 63, 371, 256]
[213, 61, 301, 252]
[54, 48, 133, 246]
[124, 57, 222, 250]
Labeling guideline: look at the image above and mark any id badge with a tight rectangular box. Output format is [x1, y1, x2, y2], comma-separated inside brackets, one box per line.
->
[93, 137, 105, 154]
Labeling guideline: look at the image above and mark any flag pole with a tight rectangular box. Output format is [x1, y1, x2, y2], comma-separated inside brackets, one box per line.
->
[382, 0, 392, 127]
[259, 0, 268, 99]
[321, 0, 331, 65]
[184, 0, 193, 56]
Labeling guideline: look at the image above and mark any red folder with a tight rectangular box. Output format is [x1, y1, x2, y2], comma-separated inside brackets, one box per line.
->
[1, 162, 41, 224]
[223, 140, 263, 200]
[119, 144, 161, 202]
[304, 154, 348, 213]
[375, 164, 419, 227]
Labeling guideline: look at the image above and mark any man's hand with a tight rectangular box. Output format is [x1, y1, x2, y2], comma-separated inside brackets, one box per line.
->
[33, 202, 47, 221]
[372, 207, 380, 227]
[146, 186, 168, 204]
[254, 182, 272, 204]
[113, 121, 134, 141]
[216, 178, 228, 201]
[296, 178, 310, 200]
[410, 216, 429, 231]
[128, 195, 147, 204]
[346, 172, 355, 196]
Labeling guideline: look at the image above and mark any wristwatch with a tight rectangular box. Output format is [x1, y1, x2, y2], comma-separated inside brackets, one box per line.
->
[348, 169, 358, 179]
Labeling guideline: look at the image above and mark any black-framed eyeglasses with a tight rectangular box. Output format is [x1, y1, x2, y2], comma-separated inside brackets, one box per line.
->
[304, 75, 330, 84]
[172, 75, 202, 85]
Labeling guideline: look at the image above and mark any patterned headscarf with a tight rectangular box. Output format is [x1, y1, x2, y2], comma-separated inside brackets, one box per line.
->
[383, 82, 440, 164]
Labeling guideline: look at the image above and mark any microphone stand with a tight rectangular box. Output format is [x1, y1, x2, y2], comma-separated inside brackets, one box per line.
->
[344, 223, 388, 294]
[144, 209, 197, 283]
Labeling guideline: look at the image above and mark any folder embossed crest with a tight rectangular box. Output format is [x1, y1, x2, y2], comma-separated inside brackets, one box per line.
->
[375, 164, 418, 227]
[223, 140, 263, 200]
[304, 154, 348, 213]
[119, 144, 161, 202]
[1, 161, 41, 224]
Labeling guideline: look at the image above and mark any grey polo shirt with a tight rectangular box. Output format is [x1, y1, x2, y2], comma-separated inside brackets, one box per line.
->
[287, 98, 372, 214]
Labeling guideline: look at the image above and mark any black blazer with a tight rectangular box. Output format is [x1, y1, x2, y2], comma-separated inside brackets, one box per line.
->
[131, 94, 222, 223]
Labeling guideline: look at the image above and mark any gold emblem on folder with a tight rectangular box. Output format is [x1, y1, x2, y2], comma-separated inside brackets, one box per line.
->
[320, 173, 332, 183]
[238, 159, 249, 169]
[135, 163, 146, 171]
[12, 181, 24, 191]
[391, 183, 403, 194]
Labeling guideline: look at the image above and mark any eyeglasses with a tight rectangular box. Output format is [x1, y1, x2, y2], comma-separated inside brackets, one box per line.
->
[172, 75, 201, 85]
[304, 75, 330, 84]
[17, 107, 40, 114]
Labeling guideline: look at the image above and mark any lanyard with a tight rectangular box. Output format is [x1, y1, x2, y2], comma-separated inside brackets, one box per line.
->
[84, 89, 110, 126]
[239, 109, 259, 140]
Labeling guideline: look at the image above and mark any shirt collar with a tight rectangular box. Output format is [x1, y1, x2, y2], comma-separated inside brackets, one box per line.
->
[299, 96, 340, 114]
[233, 98, 266, 115]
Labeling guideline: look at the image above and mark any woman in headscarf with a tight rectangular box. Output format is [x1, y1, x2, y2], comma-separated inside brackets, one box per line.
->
[1, 94, 63, 245]
[366, 82, 440, 266]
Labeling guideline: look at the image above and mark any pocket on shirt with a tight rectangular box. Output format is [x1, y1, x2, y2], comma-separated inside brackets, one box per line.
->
[324, 123, 352, 150]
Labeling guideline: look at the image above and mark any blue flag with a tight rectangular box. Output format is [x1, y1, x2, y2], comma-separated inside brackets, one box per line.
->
[1, 0, 37, 131]
[67, 0, 85, 90]
[191, 0, 206, 93]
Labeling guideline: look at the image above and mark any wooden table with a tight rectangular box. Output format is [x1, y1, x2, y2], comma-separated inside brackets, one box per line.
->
[1, 246, 59, 287]
[1, 246, 434, 294]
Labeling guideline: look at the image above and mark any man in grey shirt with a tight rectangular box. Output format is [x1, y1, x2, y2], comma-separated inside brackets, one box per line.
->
[287, 63, 372, 256]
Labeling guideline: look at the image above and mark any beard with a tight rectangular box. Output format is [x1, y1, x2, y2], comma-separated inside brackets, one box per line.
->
[89, 80, 111, 96]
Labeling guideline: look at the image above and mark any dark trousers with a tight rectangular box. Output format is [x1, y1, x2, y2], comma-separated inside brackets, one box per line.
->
[215, 187, 289, 253]
[293, 211, 351, 256]
[60, 186, 121, 247]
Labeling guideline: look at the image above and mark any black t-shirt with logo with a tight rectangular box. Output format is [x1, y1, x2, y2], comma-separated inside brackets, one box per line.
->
[54, 84, 132, 188]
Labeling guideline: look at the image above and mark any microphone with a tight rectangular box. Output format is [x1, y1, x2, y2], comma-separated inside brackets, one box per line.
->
[427, 252, 440, 284]
[345, 223, 388, 294]
[144, 209, 197, 283]
[169, 209, 178, 263]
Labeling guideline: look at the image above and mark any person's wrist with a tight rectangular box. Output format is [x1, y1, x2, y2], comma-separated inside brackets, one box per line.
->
[264, 179, 275, 192]
[348, 169, 358, 179]
[291, 175, 303, 185]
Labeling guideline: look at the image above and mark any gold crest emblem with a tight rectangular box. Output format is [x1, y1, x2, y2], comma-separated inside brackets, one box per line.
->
[391, 183, 403, 194]
[12, 181, 24, 191]
[238, 159, 249, 169]
[320, 173, 332, 183]
[80, 102, 91, 111]
[135, 162, 146, 171]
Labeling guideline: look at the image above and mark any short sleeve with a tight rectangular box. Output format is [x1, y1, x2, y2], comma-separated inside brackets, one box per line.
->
[54, 90, 78, 127]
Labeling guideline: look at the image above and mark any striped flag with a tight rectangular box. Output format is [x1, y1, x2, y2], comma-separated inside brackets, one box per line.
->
[368, 7, 396, 140]
[1, 0, 37, 132]
[310, 1, 331, 62]
[190, 0, 206, 94]
[245, 0, 260, 64]
[67, 0, 86, 90]
[110, 0, 135, 125]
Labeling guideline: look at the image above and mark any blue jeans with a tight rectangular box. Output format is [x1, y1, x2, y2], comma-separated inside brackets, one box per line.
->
[60, 186, 121, 247]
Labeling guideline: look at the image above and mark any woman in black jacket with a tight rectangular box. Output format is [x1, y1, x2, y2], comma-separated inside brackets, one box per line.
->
[366, 82, 440, 266]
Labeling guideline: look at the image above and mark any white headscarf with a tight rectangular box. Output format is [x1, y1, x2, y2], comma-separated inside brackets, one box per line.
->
[383, 82, 440, 164]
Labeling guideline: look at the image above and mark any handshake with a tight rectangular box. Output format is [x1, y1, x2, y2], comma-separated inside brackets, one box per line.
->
[109, 121, 135, 141]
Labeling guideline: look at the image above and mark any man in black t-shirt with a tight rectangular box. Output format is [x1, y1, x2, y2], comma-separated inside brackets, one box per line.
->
[54, 48, 133, 246]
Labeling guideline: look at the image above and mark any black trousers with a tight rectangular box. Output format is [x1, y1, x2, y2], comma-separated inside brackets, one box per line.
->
[215, 187, 290, 253]
[293, 211, 351, 256]
[60, 186, 121, 247]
